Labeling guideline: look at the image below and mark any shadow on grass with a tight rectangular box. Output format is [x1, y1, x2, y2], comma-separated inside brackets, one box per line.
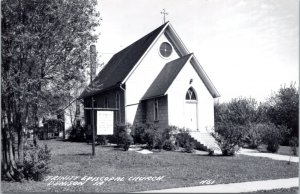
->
[75, 153, 92, 156]
[195, 154, 234, 157]
[54, 138, 87, 143]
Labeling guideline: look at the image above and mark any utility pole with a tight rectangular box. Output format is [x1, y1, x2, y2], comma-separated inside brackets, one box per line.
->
[90, 45, 97, 83]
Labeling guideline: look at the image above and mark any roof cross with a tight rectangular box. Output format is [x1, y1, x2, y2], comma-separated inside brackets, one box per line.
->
[160, 9, 168, 23]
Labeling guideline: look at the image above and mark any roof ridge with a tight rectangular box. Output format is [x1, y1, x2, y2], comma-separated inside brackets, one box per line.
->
[79, 22, 169, 99]
[113, 22, 169, 56]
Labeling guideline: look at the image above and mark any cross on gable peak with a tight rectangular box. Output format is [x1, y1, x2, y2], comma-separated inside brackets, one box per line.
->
[160, 9, 168, 24]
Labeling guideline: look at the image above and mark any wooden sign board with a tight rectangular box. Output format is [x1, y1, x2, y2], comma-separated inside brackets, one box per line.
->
[96, 111, 114, 135]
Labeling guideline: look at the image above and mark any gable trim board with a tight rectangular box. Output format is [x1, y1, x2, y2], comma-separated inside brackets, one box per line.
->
[79, 22, 220, 100]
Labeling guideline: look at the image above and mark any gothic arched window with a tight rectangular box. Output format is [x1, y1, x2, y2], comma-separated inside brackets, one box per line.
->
[185, 87, 197, 100]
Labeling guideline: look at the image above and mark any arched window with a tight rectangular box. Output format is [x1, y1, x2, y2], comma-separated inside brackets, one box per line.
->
[185, 87, 197, 100]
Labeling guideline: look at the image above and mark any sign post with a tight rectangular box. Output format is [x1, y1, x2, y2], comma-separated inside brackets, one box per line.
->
[85, 103, 118, 156]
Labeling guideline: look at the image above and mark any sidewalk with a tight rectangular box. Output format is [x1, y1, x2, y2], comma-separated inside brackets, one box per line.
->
[138, 178, 299, 193]
[237, 148, 299, 163]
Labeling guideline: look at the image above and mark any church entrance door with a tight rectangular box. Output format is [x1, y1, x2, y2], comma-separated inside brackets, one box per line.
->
[184, 87, 198, 131]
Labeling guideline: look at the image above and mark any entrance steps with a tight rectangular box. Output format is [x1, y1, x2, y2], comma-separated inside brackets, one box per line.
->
[189, 132, 222, 155]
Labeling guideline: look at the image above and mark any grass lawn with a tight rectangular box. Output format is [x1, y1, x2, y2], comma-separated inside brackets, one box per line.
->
[257, 145, 298, 156]
[249, 187, 298, 193]
[2, 139, 298, 193]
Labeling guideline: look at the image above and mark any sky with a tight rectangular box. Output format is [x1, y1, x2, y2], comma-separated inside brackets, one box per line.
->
[94, 0, 299, 103]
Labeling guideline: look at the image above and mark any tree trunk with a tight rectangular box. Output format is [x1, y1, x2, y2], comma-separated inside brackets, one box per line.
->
[16, 112, 24, 165]
[32, 103, 39, 146]
[23, 103, 29, 146]
[1, 112, 22, 181]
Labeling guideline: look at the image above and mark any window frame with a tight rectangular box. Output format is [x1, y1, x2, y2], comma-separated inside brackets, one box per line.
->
[154, 98, 159, 121]
[186, 87, 197, 101]
[159, 42, 173, 59]
[115, 92, 121, 122]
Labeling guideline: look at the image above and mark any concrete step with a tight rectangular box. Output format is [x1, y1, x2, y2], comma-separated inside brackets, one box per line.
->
[189, 132, 222, 155]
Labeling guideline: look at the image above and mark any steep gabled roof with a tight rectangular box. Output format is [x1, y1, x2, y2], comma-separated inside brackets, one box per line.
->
[79, 22, 169, 99]
[79, 22, 220, 99]
[142, 54, 193, 100]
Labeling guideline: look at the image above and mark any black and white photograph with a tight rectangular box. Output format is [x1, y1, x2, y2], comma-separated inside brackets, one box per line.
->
[1, 0, 299, 193]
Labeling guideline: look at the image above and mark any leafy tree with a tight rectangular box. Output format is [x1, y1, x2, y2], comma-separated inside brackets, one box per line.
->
[1, 0, 100, 181]
[264, 83, 298, 143]
[214, 97, 258, 148]
[215, 97, 258, 127]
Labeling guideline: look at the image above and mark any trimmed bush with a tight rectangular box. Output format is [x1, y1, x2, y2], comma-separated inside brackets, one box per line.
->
[211, 123, 245, 156]
[131, 124, 182, 151]
[175, 129, 195, 153]
[244, 123, 266, 149]
[23, 143, 51, 181]
[142, 128, 163, 150]
[262, 123, 287, 153]
[96, 135, 108, 145]
[115, 124, 133, 151]
[162, 139, 176, 151]
[119, 132, 133, 151]
[130, 123, 147, 144]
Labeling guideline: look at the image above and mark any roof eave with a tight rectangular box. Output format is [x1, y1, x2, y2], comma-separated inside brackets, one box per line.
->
[121, 22, 170, 85]
[190, 56, 221, 98]
[164, 53, 194, 96]
[79, 84, 121, 100]
[141, 94, 166, 101]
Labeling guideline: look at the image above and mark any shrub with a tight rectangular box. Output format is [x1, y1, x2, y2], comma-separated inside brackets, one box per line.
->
[289, 136, 298, 156]
[266, 141, 279, 153]
[131, 124, 178, 151]
[96, 135, 108, 145]
[68, 125, 85, 142]
[175, 129, 195, 153]
[211, 123, 245, 156]
[142, 128, 163, 150]
[261, 123, 287, 153]
[244, 123, 267, 149]
[115, 124, 133, 151]
[211, 132, 238, 156]
[23, 143, 51, 181]
[118, 132, 133, 151]
[162, 139, 176, 151]
[130, 123, 147, 144]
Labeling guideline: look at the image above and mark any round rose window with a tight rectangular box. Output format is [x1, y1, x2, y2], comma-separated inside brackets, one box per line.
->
[159, 42, 172, 58]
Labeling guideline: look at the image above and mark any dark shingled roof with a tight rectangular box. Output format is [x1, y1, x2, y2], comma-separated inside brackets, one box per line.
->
[142, 53, 193, 100]
[79, 22, 169, 99]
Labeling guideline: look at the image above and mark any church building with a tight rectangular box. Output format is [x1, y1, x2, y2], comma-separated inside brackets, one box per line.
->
[79, 22, 220, 150]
